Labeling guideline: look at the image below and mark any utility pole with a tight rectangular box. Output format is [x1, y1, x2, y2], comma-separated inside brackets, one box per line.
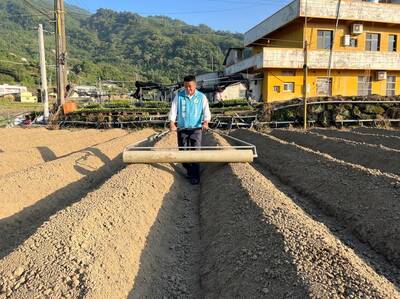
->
[55, 0, 67, 107]
[38, 24, 49, 123]
[303, 0, 309, 130]
[303, 41, 308, 130]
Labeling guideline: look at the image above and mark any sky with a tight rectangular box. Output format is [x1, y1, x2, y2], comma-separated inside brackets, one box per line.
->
[65, 0, 293, 33]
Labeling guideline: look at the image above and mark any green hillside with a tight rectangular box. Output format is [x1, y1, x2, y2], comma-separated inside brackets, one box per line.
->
[0, 0, 243, 89]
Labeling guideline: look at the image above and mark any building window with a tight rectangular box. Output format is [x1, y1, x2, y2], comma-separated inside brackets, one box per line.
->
[387, 76, 396, 96]
[283, 82, 295, 93]
[358, 76, 372, 96]
[317, 30, 333, 49]
[273, 86, 281, 93]
[316, 78, 332, 96]
[388, 35, 397, 52]
[365, 33, 380, 51]
[350, 38, 358, 48]
[282, 70, 296, 76]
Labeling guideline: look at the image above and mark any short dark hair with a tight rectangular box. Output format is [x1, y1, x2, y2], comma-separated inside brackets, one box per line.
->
[184, 75, 196, 83]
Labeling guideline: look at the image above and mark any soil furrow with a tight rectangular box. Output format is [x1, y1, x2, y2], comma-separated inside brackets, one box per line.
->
[353, 127, 400, 138]
[269, 129, 400, 177]
[201, 164, 399, 298]
[0, 129, 154, 259]
[0, 129, 126, 152]
[312, 128, 400, 150]
[1, 128, 400, 299]
[0, 129, 128, 176]
[231, 129, 400, 269]
[0, 132, 202, 299]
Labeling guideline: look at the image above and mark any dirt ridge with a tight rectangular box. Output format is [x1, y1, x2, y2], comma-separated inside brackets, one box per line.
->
[231, 129, 400, 269]
[269, 129, 400, 177]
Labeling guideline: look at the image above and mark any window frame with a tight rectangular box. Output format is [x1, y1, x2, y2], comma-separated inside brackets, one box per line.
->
[365, 33, 381, 51]
[358, 76, 372, 96]
[316, 77, 332, 96]
[273, 85, 281, 93]
[283, 82, 295, 93]
[388, 35, 397, 52]
[350, 38, 358, 48]
[317, 30, 333, 50]
[387, 75, 396, 96]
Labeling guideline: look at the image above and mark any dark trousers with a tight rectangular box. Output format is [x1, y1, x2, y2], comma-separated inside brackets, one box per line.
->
[177, 128, 202, 180]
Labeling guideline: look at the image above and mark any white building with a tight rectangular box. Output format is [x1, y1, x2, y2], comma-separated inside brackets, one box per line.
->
[0, 84, 27, 97]
[196, 72, 262, 102]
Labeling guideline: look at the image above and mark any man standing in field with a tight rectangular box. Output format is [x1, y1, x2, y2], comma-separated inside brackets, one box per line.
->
[169, 75, 211, 185]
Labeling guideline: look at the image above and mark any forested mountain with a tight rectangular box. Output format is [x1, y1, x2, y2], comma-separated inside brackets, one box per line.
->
[0, 0, 243, 88]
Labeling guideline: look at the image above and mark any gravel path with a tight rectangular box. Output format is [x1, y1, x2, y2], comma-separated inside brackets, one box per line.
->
[0, 129, 128, 176]
[269, 129, 400, 177]
[231, 129, 400, 270]
[312, 128, 400, 150]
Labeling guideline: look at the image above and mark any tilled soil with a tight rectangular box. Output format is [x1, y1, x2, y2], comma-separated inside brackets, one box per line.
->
[0, 128, 399, 298]
[352, 127, 400, 138]
[313, 128, 400, 150]
[0, 129, 128, 176]
[0, 129, 154, 260]
[0, 129, 154, 220]
[269, 128, 400, 177]
[0, 128, 118, 152]
[231, 129, 400, 270]
[0, 132, 202, 299]
[201, 147, 398, 298]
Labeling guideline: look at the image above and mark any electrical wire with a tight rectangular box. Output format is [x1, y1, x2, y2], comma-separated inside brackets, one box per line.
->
[21, 0, 53, 20]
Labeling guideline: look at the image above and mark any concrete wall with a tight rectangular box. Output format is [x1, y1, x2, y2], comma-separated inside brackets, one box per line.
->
[221, 83, 247, 100]
[224, 53, 263, 75]
[264, 20, 304, 49]
[261, 47, 400, 70]
[305, 20, 400, 52]
[264, 69, 400, 102]
[245, 0, 400, 46]
[244, 0, 300, 46]
[300, 0, 400, 25]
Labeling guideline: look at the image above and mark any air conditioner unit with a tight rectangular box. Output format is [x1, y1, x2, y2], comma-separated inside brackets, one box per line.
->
[375, 71, 387, 81]
[343, 34, 351, 46]
[352, 23, 363, 35]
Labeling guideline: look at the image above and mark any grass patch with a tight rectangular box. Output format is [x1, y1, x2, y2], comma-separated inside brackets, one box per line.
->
[0, 99, 42, 110]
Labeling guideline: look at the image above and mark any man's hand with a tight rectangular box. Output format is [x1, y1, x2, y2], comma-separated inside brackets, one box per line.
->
[170, 121, 177, 131]
[202, 121, 209, 131]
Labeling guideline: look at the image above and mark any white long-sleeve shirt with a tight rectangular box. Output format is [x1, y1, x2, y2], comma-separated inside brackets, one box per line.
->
[169, 91, 212, 123]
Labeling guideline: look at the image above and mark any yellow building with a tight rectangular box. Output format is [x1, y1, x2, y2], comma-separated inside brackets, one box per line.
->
[19, 92, 38, 103]
[224, 0, 400, 103]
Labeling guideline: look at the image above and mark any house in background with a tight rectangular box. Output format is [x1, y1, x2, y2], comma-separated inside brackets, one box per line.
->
[224, 0, 400, 103]
[196, 70, 262, 102]
[70, 85, 99, 98]
[0, 84, 27, 97]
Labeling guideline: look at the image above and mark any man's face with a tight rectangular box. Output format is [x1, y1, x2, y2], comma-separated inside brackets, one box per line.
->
[184, 81, 197, 96]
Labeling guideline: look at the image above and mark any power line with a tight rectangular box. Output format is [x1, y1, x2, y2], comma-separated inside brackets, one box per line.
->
[65, 2, 289, 17]
[21, 0, 53, 20]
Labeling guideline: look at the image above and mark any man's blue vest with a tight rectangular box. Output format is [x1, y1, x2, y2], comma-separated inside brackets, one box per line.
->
[177, 90, 205, 129]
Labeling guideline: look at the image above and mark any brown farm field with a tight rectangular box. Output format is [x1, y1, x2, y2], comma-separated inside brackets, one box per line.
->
[0, 127, 399, 298]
